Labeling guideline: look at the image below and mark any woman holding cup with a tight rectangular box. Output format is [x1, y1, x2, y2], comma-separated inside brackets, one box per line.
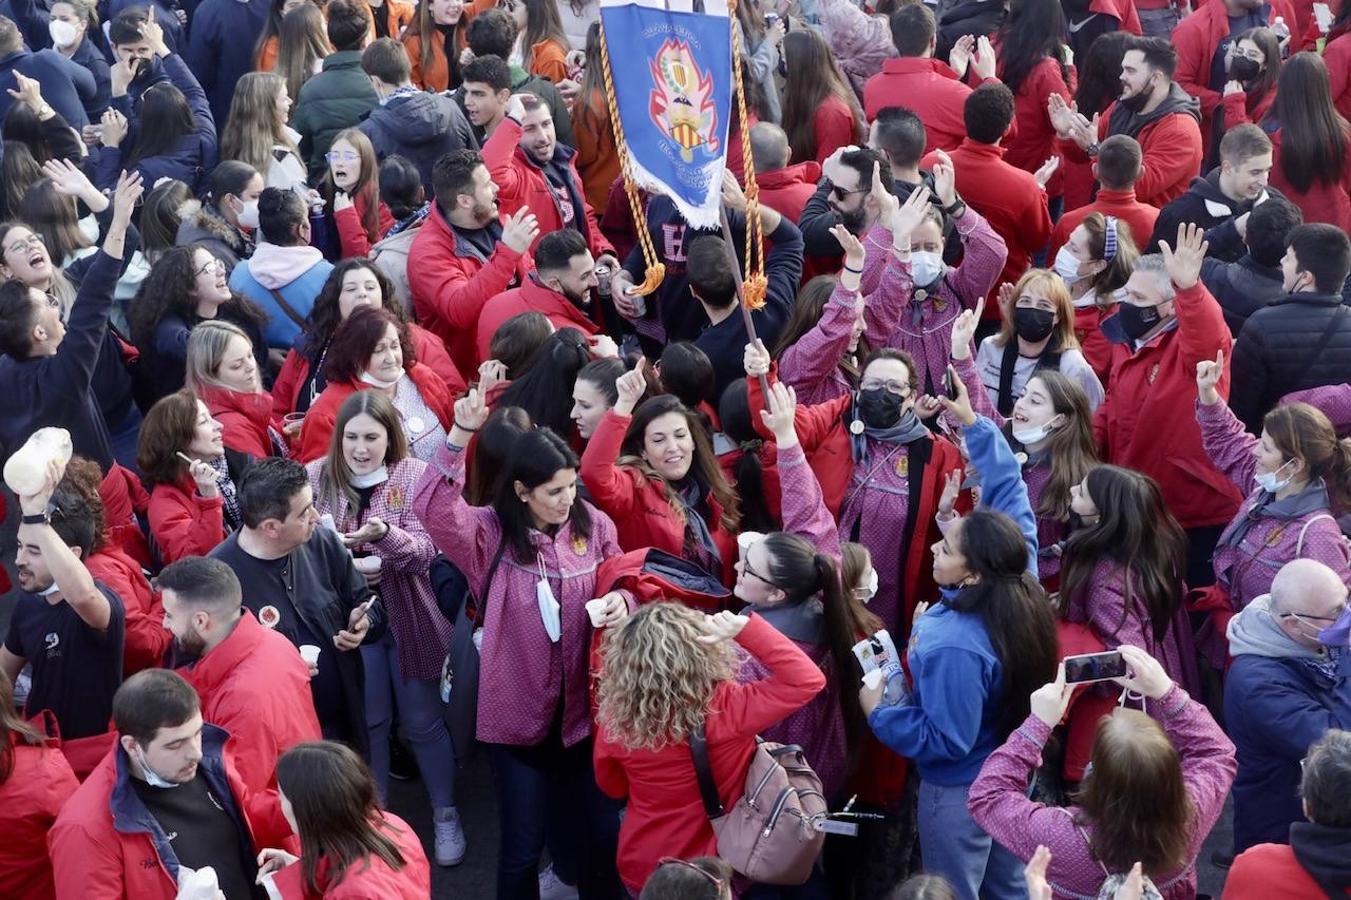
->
[305, 389, 463, 866]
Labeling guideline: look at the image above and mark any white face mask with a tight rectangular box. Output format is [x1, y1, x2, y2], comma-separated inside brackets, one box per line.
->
[1053, 246, 1082, 282]
[359, 370, 400, 390]
[910, 251, 944, 288]
[1254, 458, 1296, 494]
[1011, 415, 1063, 447]
[854, 568, 879, 603]
[133, 744, 180, 789]
[48, 18, 78, 48]
[233, 197, 260, 230]
[348, 465, 389, 488]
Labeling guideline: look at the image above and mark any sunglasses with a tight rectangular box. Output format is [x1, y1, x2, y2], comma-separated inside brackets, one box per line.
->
[830, 185, 866, 202]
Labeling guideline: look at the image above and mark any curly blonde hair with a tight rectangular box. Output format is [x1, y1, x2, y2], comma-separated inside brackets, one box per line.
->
[596, 602, 735, 751]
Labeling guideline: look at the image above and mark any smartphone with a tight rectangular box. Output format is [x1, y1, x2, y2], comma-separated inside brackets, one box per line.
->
[1063, 650, 1127, 685]
[943, 368, 960, 401]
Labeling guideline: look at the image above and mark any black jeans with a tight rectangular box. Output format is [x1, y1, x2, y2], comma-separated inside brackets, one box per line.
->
[486, 734, 624, 900]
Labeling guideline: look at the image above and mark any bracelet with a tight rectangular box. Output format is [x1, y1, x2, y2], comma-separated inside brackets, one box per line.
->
[843, 263, 863, 274]
[453, 422, 479, 433]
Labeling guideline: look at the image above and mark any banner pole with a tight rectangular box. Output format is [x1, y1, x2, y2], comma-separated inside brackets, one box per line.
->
[719, 205, 771, 396]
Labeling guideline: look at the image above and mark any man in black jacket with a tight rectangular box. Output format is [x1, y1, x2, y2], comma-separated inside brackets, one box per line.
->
[1150, 124, 1284, 262]
[360, 37, 476, 196]
[209, 458, 385, 760]
[1231, 223, 1351, 432]
[1201, 195, 1301, 336]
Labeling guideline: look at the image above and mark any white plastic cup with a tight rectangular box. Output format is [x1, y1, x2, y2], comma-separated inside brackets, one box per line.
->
[737, 531, 765, 564]
[586, 598, 608, 628]
[299, 644, 321, 666]
[353, 555, 382, 575]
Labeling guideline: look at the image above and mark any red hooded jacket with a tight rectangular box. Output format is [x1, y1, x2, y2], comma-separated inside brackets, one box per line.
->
[264, 812, 430, 899]
[97, 463, 153, 570]
[475, 275, 602, 364]
[180, 610, 322, 794]
[295, 362, 456, 463]
[0, 731, 77, 900]
[85, 547, 168, 675]
[1002, 55, 1075, 198]
[1060, 98, 1203, 207]
[198, 385, 279, 459]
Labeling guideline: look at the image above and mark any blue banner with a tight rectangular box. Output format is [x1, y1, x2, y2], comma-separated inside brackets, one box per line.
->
[599, 0, 732, 228]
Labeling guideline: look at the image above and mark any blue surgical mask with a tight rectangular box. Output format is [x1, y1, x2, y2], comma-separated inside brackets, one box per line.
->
[1254, 458, 1296, 494]
[133, 744, 179, 789]
[910, 251, 943, 288]
[1319, 606, 1351, 649]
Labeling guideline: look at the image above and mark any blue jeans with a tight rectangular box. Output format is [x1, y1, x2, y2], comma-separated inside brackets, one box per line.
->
[362, 635, 456, 809]
[918, 779, 1026, 900]
[486, 734, 623, 900]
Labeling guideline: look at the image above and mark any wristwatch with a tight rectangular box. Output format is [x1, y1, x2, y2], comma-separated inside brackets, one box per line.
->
[942, 198, 967, 219]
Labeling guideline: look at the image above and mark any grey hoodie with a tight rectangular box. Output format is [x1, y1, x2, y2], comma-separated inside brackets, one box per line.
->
[1227, 595, 1321, 660]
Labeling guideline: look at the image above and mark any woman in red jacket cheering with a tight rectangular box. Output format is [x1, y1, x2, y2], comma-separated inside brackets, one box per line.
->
[297, 306, 457, 463]
[185, 320, 286, 459]
[580, 360, 741, 584]
[594, 604, 827, 896]
[139, 388, 251, 565]
[258, 741, 431, 899]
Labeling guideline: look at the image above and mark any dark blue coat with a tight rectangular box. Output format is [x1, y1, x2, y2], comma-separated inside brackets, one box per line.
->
[1225, 649, 1351, 853]
[0, 46, 95, 127]
[185, 0, 269, 127]
[6, 0, 112, 116]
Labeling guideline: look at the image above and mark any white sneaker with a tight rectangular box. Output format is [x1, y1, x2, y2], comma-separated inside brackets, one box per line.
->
[432, 807, 466, 867]
[538, 864, 579, 900]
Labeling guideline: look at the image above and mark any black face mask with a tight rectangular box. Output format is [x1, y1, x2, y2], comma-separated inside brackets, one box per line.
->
[1114, 302, 1163, 341]
[1120, 77, 1155, 112]
[1013, 307, 1056, 343]
[857, 388, 904, 429]
[1229, 56, 1262, 82]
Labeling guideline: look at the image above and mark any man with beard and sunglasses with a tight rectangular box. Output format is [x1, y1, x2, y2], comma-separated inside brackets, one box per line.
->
[1051, 36, 1203, 207]
[160, 555, 320, 796]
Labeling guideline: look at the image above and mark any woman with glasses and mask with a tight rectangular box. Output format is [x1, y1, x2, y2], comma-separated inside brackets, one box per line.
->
[1220, 28, 1281, 131]
[1191, 353, 1351, 659]
[746, 340, 962, 636]
[127, 244, 268, 408]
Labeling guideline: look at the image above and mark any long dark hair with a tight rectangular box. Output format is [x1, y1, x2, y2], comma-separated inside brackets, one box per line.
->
[18, 178, 90, 264]
[0, 668, 45, 783]
[275, 741, 409, 896]
[1264, 51, 1349, 192]
[124, 81, 195, 169]
[498, 328, 593, 435]
[620, 394, 741, 532]
[301, 258, 403, 359]
[1075, 30, 1132, 117]
[1, 103, 51, 216]
[717, 379, 775, 533]
[1059, 465, 1187, 643]
[139, 179, 193, 264]
[761, 534, 882, 772]
[466, 405, 532, 506]
[127, 244, 267, 353]
[943, 510, 1059, 738]
[492, 427, 592, 563]
[780, 28, 864, 164]
[772, 274, 866, 387]
[575, 22, 608, 135]
[997, 0, 1069, 94]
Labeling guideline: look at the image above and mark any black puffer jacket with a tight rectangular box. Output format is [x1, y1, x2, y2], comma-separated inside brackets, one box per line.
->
[1149, 168, 1287, 263]
[1201, 254, 1285, 336]
[360, 90, 477, 198]
[1231, 292, 1351, 432]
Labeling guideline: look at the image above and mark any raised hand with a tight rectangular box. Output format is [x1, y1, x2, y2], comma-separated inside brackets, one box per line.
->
[452, 387, 490, 433]
[937, 364, 975, 426]
[759, 381, 798, 447]
[477, 358, 507, 396]
[937, 467, 963, 517]
[101, 108, 129, 148]
[890, 185, 932, 247]
[6, 71, 44, 112]
[41, 158, 100, 206]
[613, 357, 648, 416]
[139, 19, 169, 57]
[743, 339, 771, 378]
[950, 296, 984, 361]
[930, 152, 957, 207]
[830, 223, 866, 273]
[1112, 645, 1173, 700]
[110, 170, 144, 225]
[1159, 221, 1207, 291]
[505, 93, 527, 123]
[1194, 348, 1223, 405]
[971, 35, 998, 80]
[868, 160, 899, 224]
[948, 34, 974, 78]
[500, 207, 540, 254]
[1048, 94, 1077, 138]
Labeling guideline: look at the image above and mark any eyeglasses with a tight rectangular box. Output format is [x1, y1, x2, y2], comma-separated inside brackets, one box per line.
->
[859, 377, 908, 395]
[1282, 600, 1348, 627]
[740, 555, 777, 588]
[326, 150, 359, 163]
[195, 258, 223, 277]
[6, 233, 45, 256]
[657, 858, 725, 891]
[830, 185, 866, 202]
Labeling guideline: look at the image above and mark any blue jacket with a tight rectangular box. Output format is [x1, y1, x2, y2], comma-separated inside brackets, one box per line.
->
[6, 0, 112, 117]
[185, 0, 270, 126]
[0, 46, 95, 128]
[228, 253, 333, 349]
[1225, 647, 1351, 852]
[96, 53, 217, 194]
[867, 415, 1038, 784]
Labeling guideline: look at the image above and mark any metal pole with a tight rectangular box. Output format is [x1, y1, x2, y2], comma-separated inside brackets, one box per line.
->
[718, 205, 771, 396]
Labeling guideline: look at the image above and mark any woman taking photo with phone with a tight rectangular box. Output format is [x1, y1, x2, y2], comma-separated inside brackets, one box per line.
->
[969, 645, 1236, 900]
[306, 390, 463, 865]
[413, 388, 627, 898]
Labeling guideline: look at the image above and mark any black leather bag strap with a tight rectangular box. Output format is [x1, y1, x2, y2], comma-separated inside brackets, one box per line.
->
[1285, 303, 1348, 393]
[688, 725, 725, 819]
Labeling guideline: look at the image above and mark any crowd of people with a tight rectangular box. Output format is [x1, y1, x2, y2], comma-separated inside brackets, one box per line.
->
[0, 0, 1349, 896]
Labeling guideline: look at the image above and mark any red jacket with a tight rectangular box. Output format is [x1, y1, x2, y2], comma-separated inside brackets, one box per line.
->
[98, 463, 153, 570]
[1173, 0, 1301, 154]
[1061, 99, 1203, 207]
[1093, 0, 1142, 32]
[1267, 125, 1351, 232]
[923, 139, 1052, 313]
[49, 727, 293, 900]
[180, 610, 321, 795]
[0, 732, 77, 900]
[295, 362, 455, 462]
[1073, 302, 1117, 383]
[594, 614, 826, 894]
[334, 192, 395, 259]
[810, 94, 862, 163]
[408, 203, 533, 376]
[1094, 282, 1243, 528]
[758, 161, 822, 223]
[1047, 186, 1161, 260]
[1002, 55, 1075, 198]
[1224, 841, 1351, 899]
[198, 384, 278, 459]
[267, 812, 431, 899]
[1325, 31, 1351, 123]
[271, 324, 463, 418]
[85, 547, 168, 675]
[475, 275, 601, 364]
[863, 58, 991, 152]
[148, 475, 224, 565]
[579, 409, 739, 585]
[1220, 84, 1276, 130]
[485, 117, 615, 260]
